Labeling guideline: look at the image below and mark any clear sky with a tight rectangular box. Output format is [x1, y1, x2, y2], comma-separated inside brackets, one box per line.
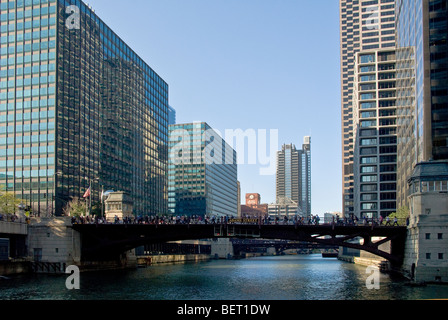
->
[85, 0, 343, 215]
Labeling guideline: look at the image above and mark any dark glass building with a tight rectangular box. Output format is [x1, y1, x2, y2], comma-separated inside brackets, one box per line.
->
[0, 0, 169, 216]
[396, 0, 448, 208]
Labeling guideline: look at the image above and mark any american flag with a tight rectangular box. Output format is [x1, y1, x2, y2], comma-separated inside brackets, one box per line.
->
[83, 187, 91, 198]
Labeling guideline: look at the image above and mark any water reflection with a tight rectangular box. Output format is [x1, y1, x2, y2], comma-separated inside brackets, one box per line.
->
[1, 255, 448, 300]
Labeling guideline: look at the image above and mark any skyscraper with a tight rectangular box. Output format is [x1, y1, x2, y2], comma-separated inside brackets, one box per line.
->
[353, 49, 398, 219]
[339, 0, 396, 218]
[168, 122, 238, 218]
[276, 137, 311, 216]
[396, 0, 448, 209]
[0, 0, 169, 216]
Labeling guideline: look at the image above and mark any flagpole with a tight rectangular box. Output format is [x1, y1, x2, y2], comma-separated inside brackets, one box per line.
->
[89, 179, 92, 216]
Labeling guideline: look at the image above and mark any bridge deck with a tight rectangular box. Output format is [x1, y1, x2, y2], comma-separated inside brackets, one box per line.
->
[72, 223, 407, 265]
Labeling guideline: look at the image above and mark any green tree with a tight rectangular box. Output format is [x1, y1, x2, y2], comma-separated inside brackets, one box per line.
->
[388, 206, 410, 220]
[63, 198, 87, 217]
[0, 192, 23, 217]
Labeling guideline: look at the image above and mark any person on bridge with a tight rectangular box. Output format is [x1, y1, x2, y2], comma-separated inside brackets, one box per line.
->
[393, 217, 399, 227]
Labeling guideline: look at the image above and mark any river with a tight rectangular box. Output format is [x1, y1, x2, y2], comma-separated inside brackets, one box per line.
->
[1, 255, 448, 300]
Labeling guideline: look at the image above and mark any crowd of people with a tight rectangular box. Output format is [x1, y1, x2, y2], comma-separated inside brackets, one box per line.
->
[70, 213, 404, 227]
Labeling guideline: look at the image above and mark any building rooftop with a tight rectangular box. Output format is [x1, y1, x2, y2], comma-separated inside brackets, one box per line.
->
[409, 160, 448, 182]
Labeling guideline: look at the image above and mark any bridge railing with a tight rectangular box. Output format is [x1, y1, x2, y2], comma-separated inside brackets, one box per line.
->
[70, 215, 407, 228]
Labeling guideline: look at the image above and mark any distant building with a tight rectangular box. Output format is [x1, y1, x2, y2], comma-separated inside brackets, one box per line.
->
[324, 212, 342, 224]
[268, 197, 301, 218]
[168, 106, 177, 125]
[276, 137, 311, 216]
[168, 122, 238, 218]
[241, 193, 268, 218]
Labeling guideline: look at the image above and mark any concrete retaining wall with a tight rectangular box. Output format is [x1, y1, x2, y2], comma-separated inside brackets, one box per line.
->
[138, 254, 211, 266]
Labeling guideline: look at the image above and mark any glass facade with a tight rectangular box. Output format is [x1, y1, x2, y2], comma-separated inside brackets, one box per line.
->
[0, 0, 169, 216]
[168, 122, 238, 218]
[396, 0, 448, 209]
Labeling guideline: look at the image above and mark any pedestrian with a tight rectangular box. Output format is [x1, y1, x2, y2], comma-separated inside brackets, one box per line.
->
[393, 217, 399, 226]
[385, 216, 391, 226]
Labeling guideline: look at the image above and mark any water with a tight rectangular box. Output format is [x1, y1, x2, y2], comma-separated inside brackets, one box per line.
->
[1, 255, 448, 300]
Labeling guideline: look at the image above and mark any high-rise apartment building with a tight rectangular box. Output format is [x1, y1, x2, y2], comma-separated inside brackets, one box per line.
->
[276, 137, 311, 216]
[353, 49, 397, 219]
[339, 0, 395, 218]
[0, 0, 169, 216]
[168, 122, 238, 218]
[396, 0, 448, 209]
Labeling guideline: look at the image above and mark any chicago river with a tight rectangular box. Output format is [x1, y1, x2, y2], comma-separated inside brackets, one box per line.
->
[1, 255, 447, 300]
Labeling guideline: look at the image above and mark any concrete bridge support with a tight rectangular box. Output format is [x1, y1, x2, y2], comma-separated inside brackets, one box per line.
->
[27, 218, 136, 273]
[402, 161, 448, 284]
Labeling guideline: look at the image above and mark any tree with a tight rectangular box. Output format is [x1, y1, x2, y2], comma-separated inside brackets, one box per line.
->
[63, 198, 87, 217]
[0, 192, 23, 217]
[388, 206, 410, 220]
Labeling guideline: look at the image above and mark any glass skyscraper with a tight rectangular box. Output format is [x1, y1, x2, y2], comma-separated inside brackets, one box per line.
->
[396, 0, 448, 208]
[0, 0, 169, 216]
[168, 122, 238, 218]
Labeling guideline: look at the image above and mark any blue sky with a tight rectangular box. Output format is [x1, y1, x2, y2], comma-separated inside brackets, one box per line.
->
[86, 0, 342, 215]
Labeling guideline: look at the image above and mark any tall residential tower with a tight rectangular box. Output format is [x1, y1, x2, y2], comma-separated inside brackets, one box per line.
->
[339, 0, 395, 218]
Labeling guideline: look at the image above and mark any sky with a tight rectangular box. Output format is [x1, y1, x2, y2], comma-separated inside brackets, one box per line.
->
[85, 0, 343, 215]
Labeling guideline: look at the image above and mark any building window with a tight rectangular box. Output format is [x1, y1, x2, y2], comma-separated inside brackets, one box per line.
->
[438, 233, 443, 240]
[439, 253, 444, 260]
[426, 233, 431, 240]
[426, 253, 431, 260]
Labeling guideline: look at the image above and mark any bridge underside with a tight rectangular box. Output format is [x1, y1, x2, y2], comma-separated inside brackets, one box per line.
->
[72, 224, 407, 266]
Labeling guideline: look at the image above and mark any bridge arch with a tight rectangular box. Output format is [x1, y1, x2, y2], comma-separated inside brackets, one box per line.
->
[72, 223, 407, 266]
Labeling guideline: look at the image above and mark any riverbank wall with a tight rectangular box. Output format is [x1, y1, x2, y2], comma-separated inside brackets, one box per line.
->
[137, 254, 211, 266]
[0, 260, 32, 277]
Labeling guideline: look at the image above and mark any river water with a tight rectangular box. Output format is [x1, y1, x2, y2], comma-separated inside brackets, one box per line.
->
[1, 255, 448, 300]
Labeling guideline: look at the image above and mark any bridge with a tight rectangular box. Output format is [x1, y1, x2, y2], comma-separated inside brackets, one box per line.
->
[72, 222, 407, 266]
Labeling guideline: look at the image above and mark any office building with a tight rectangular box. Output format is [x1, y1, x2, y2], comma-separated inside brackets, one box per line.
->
[339, 0, 396, 218]
[168, 122, 238, 218]
[168, 105, 176, 125]
[276, 137, 311, 216]
[353, 49, 397, 219]
[395, 0, 448, 208]
[0, 0, 169, 216]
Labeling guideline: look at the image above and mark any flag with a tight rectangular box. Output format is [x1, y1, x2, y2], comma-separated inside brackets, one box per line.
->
[83, 187, 91, 199]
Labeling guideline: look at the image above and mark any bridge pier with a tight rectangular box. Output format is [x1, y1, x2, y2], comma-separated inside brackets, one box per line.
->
[27, 217, 137, 273]
[401, 161, 448, 284]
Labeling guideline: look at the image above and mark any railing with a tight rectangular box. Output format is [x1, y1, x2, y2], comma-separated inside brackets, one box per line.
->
[70, 215, 407, 228]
